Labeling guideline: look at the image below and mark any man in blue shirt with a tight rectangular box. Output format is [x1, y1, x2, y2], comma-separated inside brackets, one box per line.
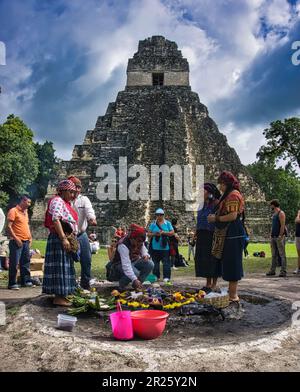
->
[148, 208, 174, 283]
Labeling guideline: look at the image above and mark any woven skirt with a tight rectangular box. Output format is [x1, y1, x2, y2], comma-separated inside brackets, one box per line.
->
[42, 233, 76, 296]
[221, 220, 244, 282]
[195, 229, 221, 278]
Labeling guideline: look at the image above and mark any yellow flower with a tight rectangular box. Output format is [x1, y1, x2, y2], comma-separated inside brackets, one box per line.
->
[119, 299, 127, 305]
[173, 292, 185, 301]
[172, 302, 180, 308]
[129, 301, 140, 308]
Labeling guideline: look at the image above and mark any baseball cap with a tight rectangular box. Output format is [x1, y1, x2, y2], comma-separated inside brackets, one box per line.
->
[155, 208, 165, 215]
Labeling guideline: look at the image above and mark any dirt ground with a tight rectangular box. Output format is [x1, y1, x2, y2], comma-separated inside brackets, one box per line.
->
[0, 274, 299, 372]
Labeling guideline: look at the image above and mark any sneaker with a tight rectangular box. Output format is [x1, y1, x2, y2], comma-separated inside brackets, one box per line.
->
[266, 271, 276, 276]
[21, 281, 34, 288]
[171, 266, 178, 270]
[8, 284, 20, 290]
[293, 269, 300, 275]
[31, 277, 42, 286]
[278, 272, 287, 277]
[163, 278, 172, 286]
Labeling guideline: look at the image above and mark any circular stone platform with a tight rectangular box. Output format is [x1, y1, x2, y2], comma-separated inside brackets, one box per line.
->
[26, 284, 292, 349]
[2, 279, 300, 372]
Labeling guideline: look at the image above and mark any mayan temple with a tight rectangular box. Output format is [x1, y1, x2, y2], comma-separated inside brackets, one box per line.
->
[32, 36, 269, 242]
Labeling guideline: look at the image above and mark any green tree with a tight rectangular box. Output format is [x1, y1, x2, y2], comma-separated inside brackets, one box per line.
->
[257, 117, 300, 169]
[0, 114, 39, 208]
[28, 141, 58, 200]
[247, 161, 300, 225]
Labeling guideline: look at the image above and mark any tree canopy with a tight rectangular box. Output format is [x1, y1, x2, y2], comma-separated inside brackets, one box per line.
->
[28, 141, 58, 200]
[247, 161, 300, 225]
[0, 114, 39, 207]
[0, 114, 58, 209]
[257, 117, 300, 170]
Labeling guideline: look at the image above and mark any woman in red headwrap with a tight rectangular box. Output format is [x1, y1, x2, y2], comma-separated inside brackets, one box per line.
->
[42, 180, 79, 306]
[208, 171, 245, 303]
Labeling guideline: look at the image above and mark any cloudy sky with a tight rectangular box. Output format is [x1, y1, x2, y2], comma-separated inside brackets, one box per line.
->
[0, 0, 299, 164]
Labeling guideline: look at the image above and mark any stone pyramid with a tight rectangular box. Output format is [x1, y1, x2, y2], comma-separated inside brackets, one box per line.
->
[32, 36, 269, 242]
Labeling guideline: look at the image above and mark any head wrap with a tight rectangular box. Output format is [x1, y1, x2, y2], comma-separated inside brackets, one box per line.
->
[128, 224, 146, 239]
[57, 179, 77, 192]
[217, 171, 240, 191]
[68, 176, 82, 187]
[204, 183, 221, 199]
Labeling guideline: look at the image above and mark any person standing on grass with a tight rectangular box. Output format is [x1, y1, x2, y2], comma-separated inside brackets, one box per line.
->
[266, 200, 287, 277]
[169, 218, 180, 270]
[208, 172, 245, 303]
[43, 180, 78, 306]
[7, 195, 33, 290]
[195, 183, 221, 292]
[294, 209, 300, 275]
[148, 208, 174, 283]
[68, 176, 97, 290]
[187, 229, 196, 262]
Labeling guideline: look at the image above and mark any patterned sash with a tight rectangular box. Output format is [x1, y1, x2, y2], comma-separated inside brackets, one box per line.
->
[211, 225, 229, 260]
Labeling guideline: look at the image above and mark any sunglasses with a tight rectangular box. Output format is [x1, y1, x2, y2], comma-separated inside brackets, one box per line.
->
[156, 214, 164, 216]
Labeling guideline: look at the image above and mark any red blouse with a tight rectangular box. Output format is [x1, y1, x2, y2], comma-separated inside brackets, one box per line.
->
[218, 190, 244, 216]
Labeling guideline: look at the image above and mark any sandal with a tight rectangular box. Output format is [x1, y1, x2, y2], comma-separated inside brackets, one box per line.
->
[229, 298, 241, 308]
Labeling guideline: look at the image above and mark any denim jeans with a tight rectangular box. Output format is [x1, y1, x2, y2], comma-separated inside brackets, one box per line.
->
[119, 258, 154, 289]
[188, 245, 195, 260]
[77, 232, 92, 289]
[152, 250, 171, 279]
[8, 240, 31, 286]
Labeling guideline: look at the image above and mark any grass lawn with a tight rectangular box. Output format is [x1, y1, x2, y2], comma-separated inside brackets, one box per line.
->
[28, 240, 299, 281]
[0, 241, 297, 287]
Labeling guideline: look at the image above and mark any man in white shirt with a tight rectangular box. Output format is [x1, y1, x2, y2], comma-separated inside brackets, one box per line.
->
[69, 176, 97, 290]
[107, 224, 154, 290]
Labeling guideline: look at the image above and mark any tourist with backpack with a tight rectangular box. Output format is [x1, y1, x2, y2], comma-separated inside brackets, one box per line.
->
[148, 208, 174, 283]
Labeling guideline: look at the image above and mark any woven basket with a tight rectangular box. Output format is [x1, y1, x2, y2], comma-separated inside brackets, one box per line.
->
[198, 294, 229, 309]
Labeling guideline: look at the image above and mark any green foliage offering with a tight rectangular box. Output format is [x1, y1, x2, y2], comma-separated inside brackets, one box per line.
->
[0, 114, 39, 207]
[247, 161, 300, 224]
[257, 117, 300, 170]
[67, 289, 116, 316]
